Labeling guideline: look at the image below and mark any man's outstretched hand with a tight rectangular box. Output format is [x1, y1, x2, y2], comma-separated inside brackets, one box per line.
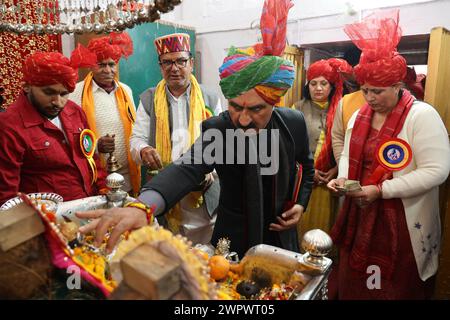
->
[76, 207, 147, 254]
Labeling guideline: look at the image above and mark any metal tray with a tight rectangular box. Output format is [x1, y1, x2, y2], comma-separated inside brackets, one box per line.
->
[55, 195, 138, 225]
[1, 192, 63, 211]
[239, 244, 332, 300]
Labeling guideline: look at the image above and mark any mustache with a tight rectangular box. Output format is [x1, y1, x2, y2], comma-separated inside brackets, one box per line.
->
[237, 122, 257, 130]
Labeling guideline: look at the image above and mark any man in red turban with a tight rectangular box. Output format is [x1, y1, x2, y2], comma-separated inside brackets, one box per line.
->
[70, 32, 141, 195]
[0, 48, 107, 205]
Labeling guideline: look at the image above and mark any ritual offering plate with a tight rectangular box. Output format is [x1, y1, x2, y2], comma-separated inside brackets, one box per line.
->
[206, 244, 330, 300]
[0, 192, 63, 211]
[11, 194, 120, 295]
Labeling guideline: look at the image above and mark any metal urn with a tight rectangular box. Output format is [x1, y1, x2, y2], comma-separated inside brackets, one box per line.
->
[299, 229, 333, 274]
[105, 172, 127, 208]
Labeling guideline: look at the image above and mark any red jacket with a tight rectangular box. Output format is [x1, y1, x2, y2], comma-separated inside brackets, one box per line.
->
[0, 93, 106, 205]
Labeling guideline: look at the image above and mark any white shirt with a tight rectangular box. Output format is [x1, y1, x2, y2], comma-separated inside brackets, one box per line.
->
[167, 88, 190, 161]
[130, 85, 222, 164]
[70, 80, 136, 192]
[49, 116, 68, 143]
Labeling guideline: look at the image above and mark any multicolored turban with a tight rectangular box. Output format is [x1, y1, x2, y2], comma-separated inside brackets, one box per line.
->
[306, 58, 352, 172]
[22, 45, 97, 92]
[154, 33, 190, 56]
[87, 32, 133, 62]
[344, 9, 407, 87]
[219, 0, 295, 105]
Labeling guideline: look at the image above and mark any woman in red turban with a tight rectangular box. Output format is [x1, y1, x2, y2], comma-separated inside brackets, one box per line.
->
[294, 58, 351, 240]
[327, 9, 450, 299]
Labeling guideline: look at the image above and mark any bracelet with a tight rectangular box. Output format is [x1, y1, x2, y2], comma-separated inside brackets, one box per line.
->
[124, 201, 154, 225]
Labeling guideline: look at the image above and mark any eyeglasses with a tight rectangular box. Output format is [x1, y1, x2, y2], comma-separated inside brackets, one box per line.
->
[159, 58, 190, 69]
[97, 62, 117, 69]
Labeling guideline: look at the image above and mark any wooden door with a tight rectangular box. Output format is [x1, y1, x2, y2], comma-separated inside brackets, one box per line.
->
[424, 27, 450, 299]
[277, 45, 304, 108]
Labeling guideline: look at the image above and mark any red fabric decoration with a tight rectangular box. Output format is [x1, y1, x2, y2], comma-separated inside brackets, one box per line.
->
[307, 58, 352, 172]
[404, 66, 425, 100]
[88, 32, 134, 62]
[22, 46, 97, 93]
[344, 9, 407, 87]
[0, 0, 61, 110]
[257, 0, 294, 57]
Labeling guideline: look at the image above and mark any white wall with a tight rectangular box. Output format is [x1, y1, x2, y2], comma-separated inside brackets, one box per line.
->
[60, 0, 450, 102]
[160, 0, 450, 102]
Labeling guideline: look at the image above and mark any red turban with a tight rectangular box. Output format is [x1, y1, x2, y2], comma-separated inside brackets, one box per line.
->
[404, 66, 425, 100]
[22, 45, 97, 92]
[344, 9, 406, 87]
[307, 58, 352, 84]
[87, 32, 133, 62]
[306, 58, 352, 112]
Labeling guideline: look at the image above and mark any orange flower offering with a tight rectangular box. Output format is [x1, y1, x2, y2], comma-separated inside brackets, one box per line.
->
[208, 255, 230, 281]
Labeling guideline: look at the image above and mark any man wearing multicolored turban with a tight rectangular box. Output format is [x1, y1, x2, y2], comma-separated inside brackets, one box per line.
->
[327, 9, 450, 299]
[77, 0, 314, 258]
[0, 49, 107, 205]
[129, 32, 222, 245]
[293, 58, 352, 241]
[70, 32, 140, 195]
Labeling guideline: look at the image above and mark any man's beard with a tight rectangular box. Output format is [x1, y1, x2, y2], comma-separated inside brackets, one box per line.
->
[29, 92, 61, 119]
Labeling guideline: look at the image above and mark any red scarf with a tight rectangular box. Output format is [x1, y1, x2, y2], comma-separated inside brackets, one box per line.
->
[330, 89, 414, 279]
[314, 99, 337, 172]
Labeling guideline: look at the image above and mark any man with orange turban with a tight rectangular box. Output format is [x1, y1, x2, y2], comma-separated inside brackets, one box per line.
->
[70, 32, 140, 195]
[0, 49, 107, 205]
[77, 0, 314, 258]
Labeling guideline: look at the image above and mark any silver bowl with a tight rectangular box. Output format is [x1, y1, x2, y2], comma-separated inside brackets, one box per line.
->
[0, 192, 63, 211]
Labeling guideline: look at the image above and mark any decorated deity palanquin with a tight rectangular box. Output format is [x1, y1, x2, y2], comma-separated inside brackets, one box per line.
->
[0, 193, 332, 300]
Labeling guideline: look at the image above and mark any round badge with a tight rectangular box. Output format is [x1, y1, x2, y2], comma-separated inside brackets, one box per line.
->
[83, 135, 92, 152]
[80, 129, 96, 158]
[376, 138, 412, 171]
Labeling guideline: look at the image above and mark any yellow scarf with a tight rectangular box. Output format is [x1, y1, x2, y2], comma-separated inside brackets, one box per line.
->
[312, 100, 329, 161]
[154, 75, 209, 164]
[313, 100, 329, 110]
[81, 72, 141, 195]
[153, 75, 210, 233]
